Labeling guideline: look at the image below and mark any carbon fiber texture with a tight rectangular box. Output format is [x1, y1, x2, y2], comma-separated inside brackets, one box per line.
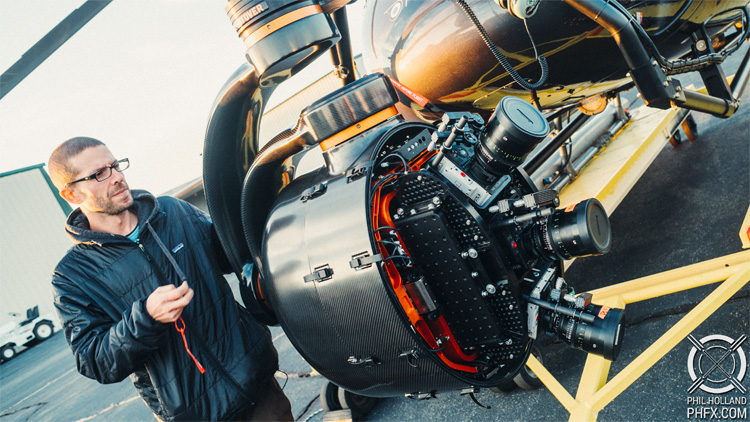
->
[262, 167, 467, 396]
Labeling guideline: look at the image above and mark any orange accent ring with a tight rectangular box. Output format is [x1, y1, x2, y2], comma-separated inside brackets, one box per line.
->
[244, 5, 322, 47]
[598, 306, 611, 319]
[319, 106, 399, 152]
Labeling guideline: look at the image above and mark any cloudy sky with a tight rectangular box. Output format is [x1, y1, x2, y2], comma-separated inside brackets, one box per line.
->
[0, 0, 365, 195]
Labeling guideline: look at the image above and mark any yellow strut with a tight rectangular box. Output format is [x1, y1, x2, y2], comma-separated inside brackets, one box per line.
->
[524, 251, 750, 421]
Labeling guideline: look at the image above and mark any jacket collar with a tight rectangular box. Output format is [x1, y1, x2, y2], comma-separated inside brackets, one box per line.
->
[65, 189, 159, 245]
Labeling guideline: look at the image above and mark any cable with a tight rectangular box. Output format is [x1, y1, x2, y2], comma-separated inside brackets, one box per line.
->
[277, 369, 289, 390]
[455, 0, 548, 91]
[301, 409, 323, 422]
[381, 255, 413, 267]
[369, 173, 400, 199]
[608, 0, 749, 75]
[294, 395, 322, 422]
[378, 153, 411, 174]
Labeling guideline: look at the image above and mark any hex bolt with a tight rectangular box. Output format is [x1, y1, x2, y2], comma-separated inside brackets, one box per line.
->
[509, 304, 514, 310]
[471, 272, 479, 278]
[696, 40, 707, 51]
[461, 251, 469, 258]
[506, 339, 513, 345]
[432, 196, 441, 206]
[465, 219, 472, 226]
[481, 291, 488, 297]
[410, 209, 417, 215]
[486, 284, 496, 294]
[397, 208, 405, 216]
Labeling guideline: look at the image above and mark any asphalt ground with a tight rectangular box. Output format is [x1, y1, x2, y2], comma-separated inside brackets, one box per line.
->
[1, 53, 748, 422]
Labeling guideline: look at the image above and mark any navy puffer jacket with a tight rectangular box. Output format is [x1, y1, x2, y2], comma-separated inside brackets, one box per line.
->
[52, 190, 277, 421]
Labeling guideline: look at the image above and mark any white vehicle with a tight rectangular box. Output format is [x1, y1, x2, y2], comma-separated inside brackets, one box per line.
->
[0, 306, 55, 362]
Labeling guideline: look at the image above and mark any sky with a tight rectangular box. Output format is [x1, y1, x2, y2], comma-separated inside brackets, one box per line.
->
[0, 0, 365, 195]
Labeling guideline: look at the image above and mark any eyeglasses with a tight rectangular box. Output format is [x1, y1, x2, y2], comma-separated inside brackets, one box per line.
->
[64, 158, 130, 188]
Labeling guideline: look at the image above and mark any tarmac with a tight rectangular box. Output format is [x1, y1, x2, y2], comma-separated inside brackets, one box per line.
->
[1, 52, 748, 422]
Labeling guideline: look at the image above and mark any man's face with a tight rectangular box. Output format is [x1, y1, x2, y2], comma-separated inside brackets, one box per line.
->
[65, 145, 133, 215]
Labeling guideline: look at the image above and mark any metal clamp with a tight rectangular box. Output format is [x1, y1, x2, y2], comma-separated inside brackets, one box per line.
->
[303, 266, 333, 283]
[349, 253, 383, 269]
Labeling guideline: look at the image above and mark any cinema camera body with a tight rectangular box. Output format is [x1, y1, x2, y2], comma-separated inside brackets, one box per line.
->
[237, 73, 624, 397]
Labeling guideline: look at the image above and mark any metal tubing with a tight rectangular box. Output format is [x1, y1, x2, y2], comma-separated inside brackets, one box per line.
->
[547, 117, 626, 192]
[678, 89, 734, 118]
[329, 8, 356, 86]
[730, 45, 750, 100]
[672, 46, 750, 118]
[562, 0, 650, 70]
[525, 112, 592, 174]
[563, 0, 675, 109]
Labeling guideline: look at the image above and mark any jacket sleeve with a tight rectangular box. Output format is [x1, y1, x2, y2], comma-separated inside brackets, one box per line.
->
[52, 272, 170, 384]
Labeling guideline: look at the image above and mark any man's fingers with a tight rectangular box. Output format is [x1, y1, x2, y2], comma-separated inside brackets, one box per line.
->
[146, 283, 193, 323]
[153, 284, 176, 294]
[161, 282, 190, 301]
[162, 288, 194, 312]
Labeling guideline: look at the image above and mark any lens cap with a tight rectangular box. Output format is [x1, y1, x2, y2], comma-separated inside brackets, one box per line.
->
[498, 96, 549, 138]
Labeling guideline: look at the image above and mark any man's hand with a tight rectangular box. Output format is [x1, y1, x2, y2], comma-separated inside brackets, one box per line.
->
[146, 281, 194, 323]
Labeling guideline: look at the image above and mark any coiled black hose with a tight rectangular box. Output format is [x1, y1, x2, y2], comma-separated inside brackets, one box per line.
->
[455, 0, 548, 91]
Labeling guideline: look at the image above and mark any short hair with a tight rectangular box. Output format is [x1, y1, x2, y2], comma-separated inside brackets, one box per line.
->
[48, 137, 106, 190]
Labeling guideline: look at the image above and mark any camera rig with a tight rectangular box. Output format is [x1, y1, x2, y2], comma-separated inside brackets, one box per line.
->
[243, 74, 624, 396]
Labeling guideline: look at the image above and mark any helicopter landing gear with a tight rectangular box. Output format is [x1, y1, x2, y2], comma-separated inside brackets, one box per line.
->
[682, 114, 699, 141]
[670, 113, 699, 147]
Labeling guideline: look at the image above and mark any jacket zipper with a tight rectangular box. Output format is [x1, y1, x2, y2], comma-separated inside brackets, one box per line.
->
[135, 237, 254, 403]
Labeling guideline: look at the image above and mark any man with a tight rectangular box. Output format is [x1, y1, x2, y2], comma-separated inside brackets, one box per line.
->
[49, 137, 292, 421]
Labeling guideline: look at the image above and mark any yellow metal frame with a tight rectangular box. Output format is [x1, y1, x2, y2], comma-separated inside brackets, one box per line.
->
[532, 77, 750, 419]
[524, 246, 750, 421]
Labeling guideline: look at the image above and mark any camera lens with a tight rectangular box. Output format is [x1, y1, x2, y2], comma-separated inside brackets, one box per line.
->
[469, 96, 549, 183]
[525, 198, 611, 260]
[550, 304, 624, 361]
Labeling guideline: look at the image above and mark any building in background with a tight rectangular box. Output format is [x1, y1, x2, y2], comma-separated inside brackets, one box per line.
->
[0, 164, 71, 328]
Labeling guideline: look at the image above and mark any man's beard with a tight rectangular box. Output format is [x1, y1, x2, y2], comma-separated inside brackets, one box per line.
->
[92, 183, 132, 215]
